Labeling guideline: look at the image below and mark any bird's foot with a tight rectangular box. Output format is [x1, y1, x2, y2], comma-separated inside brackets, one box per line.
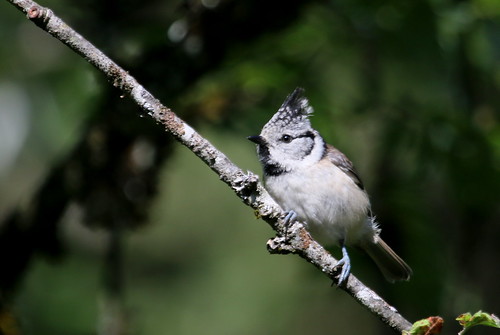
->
[282, 210, 297, 240]
[334, 244, 351, 286]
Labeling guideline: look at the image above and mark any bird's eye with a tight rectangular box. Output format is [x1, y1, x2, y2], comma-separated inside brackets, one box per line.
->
[280, 134, 293, 143]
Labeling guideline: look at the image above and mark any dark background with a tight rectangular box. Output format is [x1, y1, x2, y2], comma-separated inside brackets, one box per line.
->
[0, 0, 499, 334]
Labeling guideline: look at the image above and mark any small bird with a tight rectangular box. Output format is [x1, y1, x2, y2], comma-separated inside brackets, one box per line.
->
[248, 88, 412, 285]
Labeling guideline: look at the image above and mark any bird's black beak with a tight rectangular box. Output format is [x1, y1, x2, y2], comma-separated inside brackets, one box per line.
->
[247, 135, 264, 145]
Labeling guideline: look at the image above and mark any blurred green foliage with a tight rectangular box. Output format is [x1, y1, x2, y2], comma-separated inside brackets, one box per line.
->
[0, 0, 499, 334]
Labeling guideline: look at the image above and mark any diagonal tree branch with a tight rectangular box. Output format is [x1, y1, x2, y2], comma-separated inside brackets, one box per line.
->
[6, 0, 413, 332]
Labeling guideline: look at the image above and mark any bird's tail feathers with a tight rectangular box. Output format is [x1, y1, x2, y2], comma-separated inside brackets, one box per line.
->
[363, 237, 412, 282]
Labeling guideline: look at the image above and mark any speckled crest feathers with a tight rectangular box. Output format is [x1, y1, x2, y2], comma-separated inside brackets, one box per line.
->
[263, 87, 314, 133]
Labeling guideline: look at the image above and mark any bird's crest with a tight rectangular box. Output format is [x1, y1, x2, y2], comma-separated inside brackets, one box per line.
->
[263, 87, 314, 132]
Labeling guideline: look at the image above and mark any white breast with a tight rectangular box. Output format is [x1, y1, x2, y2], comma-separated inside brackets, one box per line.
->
[265, 159, 374, 247]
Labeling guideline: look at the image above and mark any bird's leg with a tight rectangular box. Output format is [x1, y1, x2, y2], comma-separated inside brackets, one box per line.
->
[282, 210, 297, 240]
[335, 240, 351, 286]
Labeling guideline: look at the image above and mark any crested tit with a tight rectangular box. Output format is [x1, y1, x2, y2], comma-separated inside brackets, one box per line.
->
[248, 88, 412, 285]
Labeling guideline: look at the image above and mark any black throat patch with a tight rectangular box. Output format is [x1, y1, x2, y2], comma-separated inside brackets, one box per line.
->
[263, 163, 288, 177]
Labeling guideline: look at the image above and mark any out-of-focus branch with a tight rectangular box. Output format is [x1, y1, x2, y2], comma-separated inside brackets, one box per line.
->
[5, 0, 412, 332]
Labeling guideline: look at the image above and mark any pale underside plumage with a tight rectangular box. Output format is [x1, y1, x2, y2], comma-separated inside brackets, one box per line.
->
[265, 144, 376, 247]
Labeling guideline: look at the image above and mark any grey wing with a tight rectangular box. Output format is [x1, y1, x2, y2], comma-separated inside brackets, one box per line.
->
[325, 144, 365, 190]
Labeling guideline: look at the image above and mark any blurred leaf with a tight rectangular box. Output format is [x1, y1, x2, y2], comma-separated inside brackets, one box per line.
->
[457, 311, 500, 334]
[403, 316, 444, 335]
[0, 308, 20, 335]
[473, 0, 500, 18]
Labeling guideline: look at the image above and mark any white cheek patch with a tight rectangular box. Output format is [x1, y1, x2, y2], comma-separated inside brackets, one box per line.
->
[300, 135, 325, 166]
